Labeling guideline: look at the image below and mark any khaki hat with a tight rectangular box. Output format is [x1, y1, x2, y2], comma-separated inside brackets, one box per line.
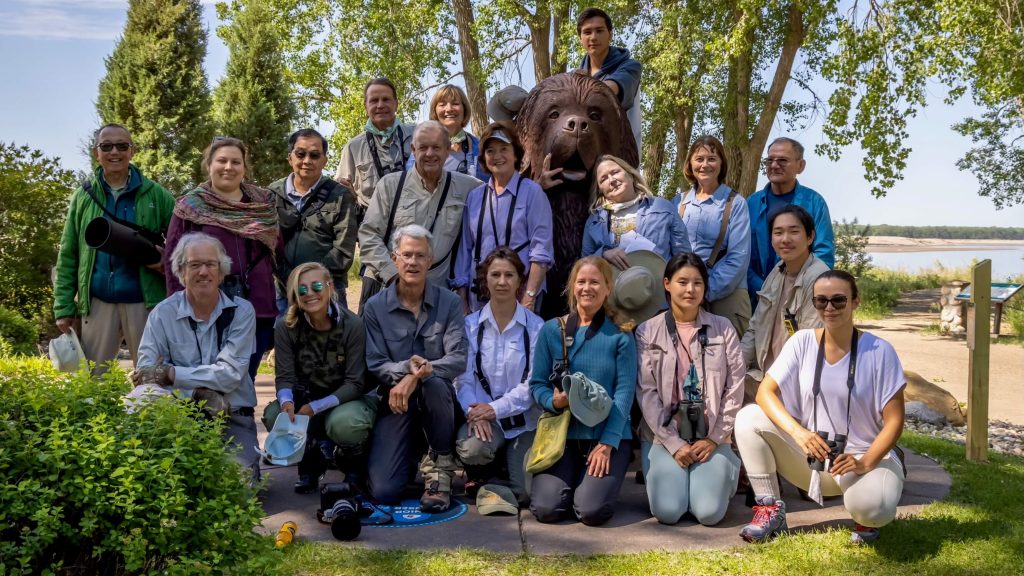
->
[611, 249, 667, 326]
[487, 86, 529, 123]
[564, 372, 613, 427]
[476, 484, 519, 515]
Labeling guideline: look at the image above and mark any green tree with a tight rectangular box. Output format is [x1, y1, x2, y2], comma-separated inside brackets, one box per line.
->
[97, 0, 213, 194]
[0, 142, 76, 322]
[834, 218, 873, 278]
[213, 0, 296, 186]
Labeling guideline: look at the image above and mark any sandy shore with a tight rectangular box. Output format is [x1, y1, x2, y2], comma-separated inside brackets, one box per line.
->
[867, 236, 1024, 253]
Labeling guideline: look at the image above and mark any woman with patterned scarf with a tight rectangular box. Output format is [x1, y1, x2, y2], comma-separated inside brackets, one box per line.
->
[163, 137, 283, 383]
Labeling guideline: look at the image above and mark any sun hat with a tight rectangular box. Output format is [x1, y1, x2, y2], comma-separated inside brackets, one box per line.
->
[564, 372, 613, 427]
[262, 413, 310, 466]
[49, 327, 86, 372]
[476, 484, 519, 515]
[481, 128, 513, 148]
[610, 249, 668, 326]
[486, 86, 529, 123]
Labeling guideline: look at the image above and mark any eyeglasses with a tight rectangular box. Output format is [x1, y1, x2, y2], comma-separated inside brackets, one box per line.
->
[97, 142, 132, 152]
[186, 260, 220, 271]
[394, 251, 429, 263]
[297, 281, 326, 296]
[292, 150, 323, 160]
[812, 295, 849, 310]
[762, 157, 792, 168]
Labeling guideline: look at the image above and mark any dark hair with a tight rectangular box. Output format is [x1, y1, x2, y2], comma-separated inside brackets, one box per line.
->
[683, 135, 728, 186]
[202, 137, 249, 178]
[93, 123, 131, 146]
[364, 77, 398, 101]
[768, 204, 815, 239]
[664, 252, 710, 305]
[288, 128, 328, 155]
[814, 269, 859, 300]
[475, 246, 526, 302]
[768, 137, 805, 160]
[479, 120, 525, 171]
[577, 7, 613, 34]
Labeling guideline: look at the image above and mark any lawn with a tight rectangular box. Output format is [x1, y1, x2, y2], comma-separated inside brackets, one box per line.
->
[278, 432, 1024, 575]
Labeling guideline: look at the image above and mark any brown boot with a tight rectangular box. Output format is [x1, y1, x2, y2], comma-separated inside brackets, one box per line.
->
[419, 452, 457, 512]
[420, 480, 451, 512]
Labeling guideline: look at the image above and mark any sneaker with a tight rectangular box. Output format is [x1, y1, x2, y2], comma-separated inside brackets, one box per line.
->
[851, 523, 880, 544]
[739, 496, 787, 542]
[420, 481, 451, 513]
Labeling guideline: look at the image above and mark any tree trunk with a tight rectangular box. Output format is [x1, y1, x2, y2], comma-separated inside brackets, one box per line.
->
[451, 0, 489, 135]
[643, 107, 670, 193]
[722, 1, 754, 195]
[527, 13, 552, 82]
[550, 2, 570, 75]
[674, 108, 695, 195]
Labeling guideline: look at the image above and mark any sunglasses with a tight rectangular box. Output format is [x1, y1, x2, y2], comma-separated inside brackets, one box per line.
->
[297, 281, 326, 296]
[812, 295, 849, 310]
[97, 142, 132, 152]
[292, 150, 323, 160]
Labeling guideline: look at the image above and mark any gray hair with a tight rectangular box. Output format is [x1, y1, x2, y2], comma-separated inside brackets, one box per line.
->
[412, 120, 449, 146]
[93, 123, 132, 147]
[390, 224, 433, 257]
[768, 137, 805, 160]
[170, 232, 233, 284]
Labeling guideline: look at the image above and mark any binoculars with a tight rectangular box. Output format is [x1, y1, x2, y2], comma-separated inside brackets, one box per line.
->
[807, 431, 847, 472]
[666, 399, 707, 442]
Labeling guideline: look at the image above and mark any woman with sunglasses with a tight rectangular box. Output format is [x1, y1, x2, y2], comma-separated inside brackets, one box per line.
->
[635, 253, 744, 526]
[741, 205, 830, 404]
[261, 263, 377, 493]
[164, 137, 282, 383]
[735, 270, 907, 545]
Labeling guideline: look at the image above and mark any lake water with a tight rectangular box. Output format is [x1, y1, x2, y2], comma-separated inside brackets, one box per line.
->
[867, 244, 1024, 280]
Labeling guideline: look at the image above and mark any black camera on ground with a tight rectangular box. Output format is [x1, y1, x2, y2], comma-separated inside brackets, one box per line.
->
[807, 431, 847, 472]
[317, 482, 361, 541]
[666, 399, 707, 442]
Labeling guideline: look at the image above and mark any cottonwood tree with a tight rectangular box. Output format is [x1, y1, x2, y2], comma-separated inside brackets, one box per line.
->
[97, 0, 212, 194]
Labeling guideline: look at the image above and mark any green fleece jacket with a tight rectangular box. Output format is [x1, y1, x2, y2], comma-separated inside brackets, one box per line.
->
[53, 166, 176, 318]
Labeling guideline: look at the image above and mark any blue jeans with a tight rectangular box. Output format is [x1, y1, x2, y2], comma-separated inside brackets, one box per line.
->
[641, 441, 740, 526]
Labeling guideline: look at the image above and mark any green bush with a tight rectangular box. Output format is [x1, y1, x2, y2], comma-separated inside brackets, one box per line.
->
[0, 358, 281, 575]
[0, 306, 39, 356]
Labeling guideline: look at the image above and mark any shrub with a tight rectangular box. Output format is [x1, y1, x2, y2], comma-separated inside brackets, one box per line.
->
[0, 358, 281, 575]
[0, 306, 39, 356]
[833, 218, 872, 278]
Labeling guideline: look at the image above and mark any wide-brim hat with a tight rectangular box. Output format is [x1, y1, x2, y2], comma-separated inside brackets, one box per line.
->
[564, 372, 613, 427]
[610, 249, 668, 326]
[262, 413, 310, 466]
[477, 484, 519, 515]
[487, 86, 529, 123]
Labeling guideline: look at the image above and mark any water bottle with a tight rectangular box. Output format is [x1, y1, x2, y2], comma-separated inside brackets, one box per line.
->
[275, 521, 297, 548]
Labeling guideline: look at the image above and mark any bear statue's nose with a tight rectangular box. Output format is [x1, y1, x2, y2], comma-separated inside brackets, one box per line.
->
[562, 115, 590, 134]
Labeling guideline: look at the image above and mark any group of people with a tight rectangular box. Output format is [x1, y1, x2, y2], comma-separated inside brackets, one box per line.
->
[52, 6, 906, 546]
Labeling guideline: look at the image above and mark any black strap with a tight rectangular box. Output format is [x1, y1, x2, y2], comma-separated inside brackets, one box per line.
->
[677, 189, 737, 269]
[281, 179, 340, 247]
[425, 174, 455, 272]
[381, 170, 408, 259]
[473, 178, 521, 264]
[83, 179, 163, 246]
[186, 296, 236, 364]
[663, 309, 709, 401]
[812, 328, 860, 435]
[366, 125, 407, 179]
[474, 316, 530, 400]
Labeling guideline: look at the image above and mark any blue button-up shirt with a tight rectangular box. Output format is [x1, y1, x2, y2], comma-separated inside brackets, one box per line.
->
[673, 184, 751, 302]
[582, 195, 691, 261]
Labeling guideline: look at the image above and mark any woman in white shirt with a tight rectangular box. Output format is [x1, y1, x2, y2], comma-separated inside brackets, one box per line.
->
[455, 247, 544, 504]
[735, 270, 906, 545]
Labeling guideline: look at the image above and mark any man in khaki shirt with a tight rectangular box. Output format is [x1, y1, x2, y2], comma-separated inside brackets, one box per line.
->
[357, 121, 482, 311]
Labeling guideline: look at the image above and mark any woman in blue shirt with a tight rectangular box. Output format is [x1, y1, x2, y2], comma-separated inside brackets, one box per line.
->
[673, 135, 752, 336]
[406, 84, 488, 180]
[528, 256, 637, 526]
[455, 248, 544, 504]
[582, 154, 690, 269]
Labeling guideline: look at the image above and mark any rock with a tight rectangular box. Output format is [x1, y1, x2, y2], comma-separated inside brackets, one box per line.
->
[905, 401, 949, 425]
[904, 370, 967, 426]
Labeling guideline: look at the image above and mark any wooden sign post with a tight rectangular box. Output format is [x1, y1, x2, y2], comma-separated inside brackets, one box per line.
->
[965, 260, 991, 462]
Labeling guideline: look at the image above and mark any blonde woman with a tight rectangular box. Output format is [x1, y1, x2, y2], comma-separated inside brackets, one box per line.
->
[406, 84, 488, 180]
[261, 263, 377, 493]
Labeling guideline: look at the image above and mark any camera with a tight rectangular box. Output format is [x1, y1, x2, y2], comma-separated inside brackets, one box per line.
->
[317, 482, 361, 541]
[667, 399, 707, 442]
[807, 431, 847, 472]
[221, 274, 247, 299]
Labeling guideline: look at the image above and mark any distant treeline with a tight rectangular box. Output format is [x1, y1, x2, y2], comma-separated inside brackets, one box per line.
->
[868, 225, 1024, 240]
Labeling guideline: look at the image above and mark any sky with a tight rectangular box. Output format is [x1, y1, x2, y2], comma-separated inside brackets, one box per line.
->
[2, 0, 1023, 228]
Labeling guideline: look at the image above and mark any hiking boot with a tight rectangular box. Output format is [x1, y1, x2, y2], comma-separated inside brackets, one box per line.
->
[294, 474, 319, 494]
[739, 496, 787, 542]
[851, 523, 880, 544]
[420, 480, 451, 512]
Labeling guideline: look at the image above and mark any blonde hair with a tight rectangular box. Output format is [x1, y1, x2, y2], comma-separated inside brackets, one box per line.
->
[428, 85, 472, 128]
[565, 256, 635, 331]
[589, 154, 652, 212]
[284, 263, 337, 329]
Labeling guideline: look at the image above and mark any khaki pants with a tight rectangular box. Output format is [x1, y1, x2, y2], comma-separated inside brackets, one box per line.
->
[709, 287, 752, 337]
[81, 298, 149, 370]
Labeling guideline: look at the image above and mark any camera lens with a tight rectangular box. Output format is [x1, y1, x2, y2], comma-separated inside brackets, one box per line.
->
[329, 499, 361, 541]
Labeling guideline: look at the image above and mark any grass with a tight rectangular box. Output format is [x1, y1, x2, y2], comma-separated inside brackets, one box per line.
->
[855, 265, 971, 320]
[276, 432, 1024, 575]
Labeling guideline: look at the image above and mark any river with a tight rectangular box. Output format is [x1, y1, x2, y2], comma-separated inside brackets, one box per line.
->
[866, 243, 1024, 280]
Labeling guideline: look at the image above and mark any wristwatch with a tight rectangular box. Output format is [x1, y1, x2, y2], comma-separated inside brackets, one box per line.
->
[526, 289, 538, 298]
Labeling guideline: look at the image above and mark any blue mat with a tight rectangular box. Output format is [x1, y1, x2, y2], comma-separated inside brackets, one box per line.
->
[362, 497, 467, 528]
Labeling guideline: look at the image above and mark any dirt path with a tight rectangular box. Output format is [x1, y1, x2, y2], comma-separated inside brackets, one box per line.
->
[862, 288, 1024, 425]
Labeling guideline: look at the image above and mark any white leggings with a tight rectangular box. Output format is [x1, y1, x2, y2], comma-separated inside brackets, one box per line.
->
[734, 404, 904, 528]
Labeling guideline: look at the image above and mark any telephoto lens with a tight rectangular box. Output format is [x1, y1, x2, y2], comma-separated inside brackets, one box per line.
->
[318, 483, 361, 541]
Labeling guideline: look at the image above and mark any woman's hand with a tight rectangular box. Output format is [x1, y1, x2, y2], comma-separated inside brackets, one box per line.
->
[282, 401, 295, 422]
[467, 402, 496, 423]
[690, 439, 718, 464]
[602, 248, 630, 271]
[552, 388, 569, 410]
[830, 453, 875, 477]
[673, 444, 695, 468]
[791, 425, 831, 463]
[586, 443, 613, 477]
[298, 404, 315, 418]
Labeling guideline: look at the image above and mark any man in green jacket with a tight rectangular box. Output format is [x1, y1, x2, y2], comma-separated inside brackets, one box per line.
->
[270, 128, 359, 310]
[53, 123, 176, 369]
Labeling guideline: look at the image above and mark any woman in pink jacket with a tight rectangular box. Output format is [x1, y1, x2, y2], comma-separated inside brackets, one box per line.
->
[635, 252, 745, 525]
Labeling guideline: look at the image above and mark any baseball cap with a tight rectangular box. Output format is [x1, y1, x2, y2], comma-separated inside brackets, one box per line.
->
[476, 484, 519, 515]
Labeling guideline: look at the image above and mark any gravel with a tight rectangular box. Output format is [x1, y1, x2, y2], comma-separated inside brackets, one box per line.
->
[905, 417, 1024, 458]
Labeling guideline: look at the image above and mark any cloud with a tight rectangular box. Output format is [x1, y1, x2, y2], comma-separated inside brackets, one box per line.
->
[0, 1, 125, 40]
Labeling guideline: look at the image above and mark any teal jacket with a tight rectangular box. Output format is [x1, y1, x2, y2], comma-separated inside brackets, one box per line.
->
[53, 166, 175, 318]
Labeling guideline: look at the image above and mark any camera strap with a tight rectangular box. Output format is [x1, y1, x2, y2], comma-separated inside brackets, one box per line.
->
[811, 327, 860, 436]
[186, 296, 237, 364]
[664, 310, 709, 404]
[366, 125, 407, 180]
[473, 177, 521, 264]
[474, 314, 530, 400]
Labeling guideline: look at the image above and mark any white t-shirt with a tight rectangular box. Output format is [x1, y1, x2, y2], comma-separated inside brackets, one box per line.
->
[767, 329, 906, 454]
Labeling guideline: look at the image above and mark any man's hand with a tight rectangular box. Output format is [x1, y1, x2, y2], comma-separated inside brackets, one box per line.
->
[336, 177, 354, 190]
[389, 373, 419, 415]
[55, 316, 77, 335]
[131, 364, 173, 388]
[467, 402, 496, 423]
[469, 419, 493, 443]
[690, 439, 718, 464]
[602, 248, 630, 271]
[144, 245, 165, 274]
[586, 443, 613, 477]
[538, 154, 564, 190]
[410, 355, 433, 379]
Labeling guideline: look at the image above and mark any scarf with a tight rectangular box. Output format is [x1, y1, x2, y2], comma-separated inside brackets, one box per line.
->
[173, 182, 279, 253]
[365, 118, 398, 140]
[450, 129, 467, 144]
[602, 195, 642, 213]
